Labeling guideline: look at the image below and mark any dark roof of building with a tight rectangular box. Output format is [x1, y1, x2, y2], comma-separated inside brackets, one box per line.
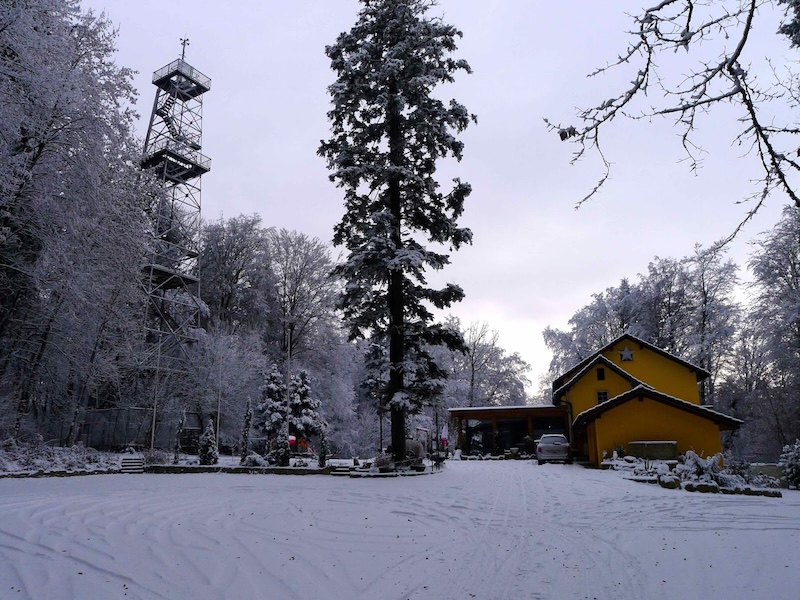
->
[552, 333, 711, 391]
[572, 385, 742, 431]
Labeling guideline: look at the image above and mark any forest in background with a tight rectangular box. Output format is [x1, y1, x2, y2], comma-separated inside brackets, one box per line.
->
[2, 1, 799, 462]
[0, 0, 530, 459]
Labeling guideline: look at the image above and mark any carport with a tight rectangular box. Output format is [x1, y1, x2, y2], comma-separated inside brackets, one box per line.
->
[448, 405, 570, 456]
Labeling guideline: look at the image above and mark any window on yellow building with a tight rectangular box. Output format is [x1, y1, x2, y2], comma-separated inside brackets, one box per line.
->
[597, 391, 608, 403]
[597, 367, 605, 381]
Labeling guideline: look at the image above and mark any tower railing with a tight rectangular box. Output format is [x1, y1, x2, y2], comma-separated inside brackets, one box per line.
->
[153, 59, 211, 94]
[142, 137, 211, 172]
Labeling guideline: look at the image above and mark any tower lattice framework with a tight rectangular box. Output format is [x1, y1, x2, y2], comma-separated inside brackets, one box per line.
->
[140, 52, 210, 375]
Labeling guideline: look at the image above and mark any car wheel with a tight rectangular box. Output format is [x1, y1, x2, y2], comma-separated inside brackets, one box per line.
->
[538, 459, 546, 465]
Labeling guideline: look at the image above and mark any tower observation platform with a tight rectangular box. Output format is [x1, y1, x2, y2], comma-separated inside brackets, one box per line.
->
[152, 58, 211, 99]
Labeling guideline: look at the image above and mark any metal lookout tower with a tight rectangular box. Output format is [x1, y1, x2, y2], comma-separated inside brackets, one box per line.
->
[140, 42, 210, 406]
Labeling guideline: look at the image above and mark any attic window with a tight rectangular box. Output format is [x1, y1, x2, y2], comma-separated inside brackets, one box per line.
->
[597, 367, 605, 381]
[597, 391, 609, 403]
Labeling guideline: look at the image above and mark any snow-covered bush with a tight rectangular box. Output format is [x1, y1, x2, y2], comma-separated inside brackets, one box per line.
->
[722, 455, 780, 489]
[674, 452, 780, 489]
[198, 422, 219, 465]
[241, 452, 268, 467]
[374, 453, 394, 471]
[142, 449, 169, 466]
[675, 451, 722, 482]
[0, 441, 118, 473]
[779, 439, 800, 489]
[606, 450, 780, 491]
[749, 471, 781, 488]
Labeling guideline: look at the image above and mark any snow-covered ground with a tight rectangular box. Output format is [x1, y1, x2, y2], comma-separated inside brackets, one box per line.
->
[0, 460, 796, 600]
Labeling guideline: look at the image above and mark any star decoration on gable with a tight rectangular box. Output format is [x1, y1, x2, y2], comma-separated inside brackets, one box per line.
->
[619, 346, 634, 361]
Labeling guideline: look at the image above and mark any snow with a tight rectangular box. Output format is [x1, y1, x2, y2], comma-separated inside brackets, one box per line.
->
[0, 460, 797, 600]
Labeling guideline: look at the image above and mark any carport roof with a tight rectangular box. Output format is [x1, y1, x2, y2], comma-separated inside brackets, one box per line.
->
[448, 405, 568, 420]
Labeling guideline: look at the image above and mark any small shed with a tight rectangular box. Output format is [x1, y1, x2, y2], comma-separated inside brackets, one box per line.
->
[448, 405, 570, 456]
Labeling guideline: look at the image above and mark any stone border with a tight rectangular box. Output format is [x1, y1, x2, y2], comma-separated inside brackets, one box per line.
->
[0, 463, 446, 478]
[145, 465, 335, 475]
[0, 468, 120, 479]
[626, 474, 784, 497]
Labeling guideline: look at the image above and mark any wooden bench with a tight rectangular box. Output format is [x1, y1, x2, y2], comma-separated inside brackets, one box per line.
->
[627, 441, 677, 460]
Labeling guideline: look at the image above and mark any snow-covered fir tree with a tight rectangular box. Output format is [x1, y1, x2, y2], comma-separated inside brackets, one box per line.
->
[198, 420, 219, 465]
[319, 0, 475, 463]
[288, 370, 326, 442]
[254, 365, 327, 464]
[254, 365, 287, 450]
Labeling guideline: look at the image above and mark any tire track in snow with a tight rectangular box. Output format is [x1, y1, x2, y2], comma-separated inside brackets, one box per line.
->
[428, 461, 535, 600]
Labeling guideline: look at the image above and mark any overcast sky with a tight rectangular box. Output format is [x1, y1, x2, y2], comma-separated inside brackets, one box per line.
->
[80, 0, 791, 386]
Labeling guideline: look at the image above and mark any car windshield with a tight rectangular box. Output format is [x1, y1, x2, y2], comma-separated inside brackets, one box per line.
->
[539, 435, 567, 444]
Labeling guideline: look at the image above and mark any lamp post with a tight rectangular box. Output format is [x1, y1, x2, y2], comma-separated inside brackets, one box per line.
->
[216, 339, 222, 442]
[282, 322, 293, 466]
[150, 340, 162, 450]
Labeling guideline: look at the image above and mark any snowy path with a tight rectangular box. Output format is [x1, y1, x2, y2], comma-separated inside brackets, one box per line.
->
[0, 461, 797, 600]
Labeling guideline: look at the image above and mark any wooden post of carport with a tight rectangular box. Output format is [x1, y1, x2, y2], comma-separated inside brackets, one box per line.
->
[527, 416, 534, 454]
[456, 416, 464, 451]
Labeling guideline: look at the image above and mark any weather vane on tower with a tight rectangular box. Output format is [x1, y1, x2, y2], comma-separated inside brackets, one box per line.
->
[180, 37, 189, 60]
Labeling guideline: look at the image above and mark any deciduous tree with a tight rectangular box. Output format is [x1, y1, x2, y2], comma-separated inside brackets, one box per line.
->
[267, 229, 339, 359]
[0, 0, 149, 438]
[747, 205, 800, 446]
[199, 215, 276, 334]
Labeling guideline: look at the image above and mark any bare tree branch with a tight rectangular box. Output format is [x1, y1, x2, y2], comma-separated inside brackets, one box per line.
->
[549, 0, 800, 237]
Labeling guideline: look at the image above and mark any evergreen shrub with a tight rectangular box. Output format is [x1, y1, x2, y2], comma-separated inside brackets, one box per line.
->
[780, 439, 800, 489]
[199, 421, 219, 465]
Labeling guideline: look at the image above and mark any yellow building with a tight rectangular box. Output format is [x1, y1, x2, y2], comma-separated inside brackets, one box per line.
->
[552, 333, 741, 466]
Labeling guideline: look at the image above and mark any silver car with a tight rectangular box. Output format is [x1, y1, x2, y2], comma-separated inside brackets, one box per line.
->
[536, 434, 572, 464]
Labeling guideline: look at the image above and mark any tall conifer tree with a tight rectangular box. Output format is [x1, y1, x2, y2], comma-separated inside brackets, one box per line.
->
[319, 0, 474, 462]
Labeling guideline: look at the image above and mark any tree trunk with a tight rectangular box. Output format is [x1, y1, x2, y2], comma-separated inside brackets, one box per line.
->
[14, 292, 64, 439]
[387, 78, 406, 464]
